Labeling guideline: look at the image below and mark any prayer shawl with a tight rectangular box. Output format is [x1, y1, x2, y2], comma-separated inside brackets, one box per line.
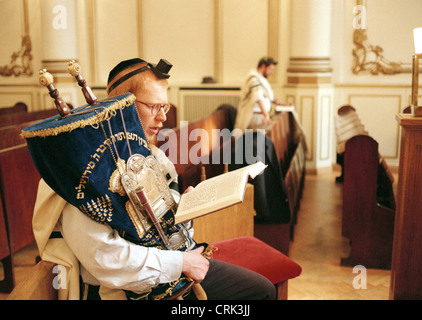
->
[234, 70, 274, 133]
[32, 179, 79, 300]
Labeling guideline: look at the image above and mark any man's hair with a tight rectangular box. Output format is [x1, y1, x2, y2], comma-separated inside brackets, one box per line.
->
[257, 57, 278, 68]
[106, 61, 150, 98]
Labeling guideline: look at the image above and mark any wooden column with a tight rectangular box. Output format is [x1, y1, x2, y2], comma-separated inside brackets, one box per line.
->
[390, 114, 422, 299]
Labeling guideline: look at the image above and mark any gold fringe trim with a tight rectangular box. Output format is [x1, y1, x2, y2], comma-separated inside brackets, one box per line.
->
[20, 94, 136, 139]
[202, 244, 217, 259]
[151, 276, 192, 300]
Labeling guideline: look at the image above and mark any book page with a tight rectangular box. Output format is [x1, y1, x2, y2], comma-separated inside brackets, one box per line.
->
[275, 105, 295, 112]
[175, 161, 266, 224]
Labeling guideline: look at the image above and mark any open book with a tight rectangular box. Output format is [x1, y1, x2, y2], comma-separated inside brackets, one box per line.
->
[174, 161, 266, 225]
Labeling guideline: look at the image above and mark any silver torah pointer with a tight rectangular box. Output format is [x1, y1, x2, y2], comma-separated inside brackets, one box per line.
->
[136, 186, 172, 249]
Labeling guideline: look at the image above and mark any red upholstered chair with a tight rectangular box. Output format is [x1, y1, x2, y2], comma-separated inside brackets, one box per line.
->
[211, 236, 302, 300]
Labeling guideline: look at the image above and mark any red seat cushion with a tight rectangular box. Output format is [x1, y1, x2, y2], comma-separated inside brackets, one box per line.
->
[211, 236, 302, 284]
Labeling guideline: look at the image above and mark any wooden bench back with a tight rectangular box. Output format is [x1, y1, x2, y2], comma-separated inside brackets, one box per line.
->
[266, 112, 295, 175]
[0, 126, 26, 149]
[0, 102, 27, 115]
[341, 134, 395, 269]
[0, 144, 39, 253]
[0, 192, 10, 261]
[157, 107, 233, 191]
[0, 109, 57, 129]
[162, 104, 177, 129]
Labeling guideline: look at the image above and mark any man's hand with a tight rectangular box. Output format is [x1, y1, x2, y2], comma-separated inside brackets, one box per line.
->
[182, 246, 209, 283]
[262, 114, 272, 125]
[182, 186, 194, 194]
[273, 98, 293, 107]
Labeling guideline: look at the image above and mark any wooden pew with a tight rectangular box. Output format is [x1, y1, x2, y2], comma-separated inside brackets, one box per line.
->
[0, 144, 40, 292]
[0, 102, 28, 128]
[334, 106, 395, 269]
[0, 125, 26, 150]
[253, 111, 306, 255]
[0, 120, 52, 292]
[340, 134, 395, 269]
[11, 109, 57, 125]
[0, 109, 57, 129]
[0, 102, 27, 115]
[0, 145, 39, 253]
[0, 192, 13, 292]
[0, 123, 30, 292]
[162, 104, 177, 129]
[158, 106, 234, 192]
[0, 115, 13, 127]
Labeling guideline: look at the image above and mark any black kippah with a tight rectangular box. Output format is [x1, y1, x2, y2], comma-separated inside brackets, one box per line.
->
[107, 58, 147, 85]
[107, 58, 172, 94]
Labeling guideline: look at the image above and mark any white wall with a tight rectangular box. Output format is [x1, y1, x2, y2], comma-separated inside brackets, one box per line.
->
[330, 0, 422, 166]
[1, 0, 420, 167]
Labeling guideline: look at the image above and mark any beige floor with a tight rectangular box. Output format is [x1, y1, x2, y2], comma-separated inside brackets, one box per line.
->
[287, 171, 391, 300]
[0, 169, 392, 300]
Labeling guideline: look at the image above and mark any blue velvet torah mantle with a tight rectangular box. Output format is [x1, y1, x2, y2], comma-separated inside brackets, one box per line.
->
[21, 93, 187, 249]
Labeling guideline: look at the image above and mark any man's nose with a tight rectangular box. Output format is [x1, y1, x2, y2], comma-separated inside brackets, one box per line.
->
[155, 107, 167, 121]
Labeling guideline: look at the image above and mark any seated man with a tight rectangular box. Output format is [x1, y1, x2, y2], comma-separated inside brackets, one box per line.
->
[30, 58, 276, 300]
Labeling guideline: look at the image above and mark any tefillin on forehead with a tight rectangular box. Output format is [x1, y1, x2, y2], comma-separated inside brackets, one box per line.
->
[107, 58, 173, 94]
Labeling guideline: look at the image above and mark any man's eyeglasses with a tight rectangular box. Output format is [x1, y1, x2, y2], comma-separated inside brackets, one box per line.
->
[136, 100, 171, 116]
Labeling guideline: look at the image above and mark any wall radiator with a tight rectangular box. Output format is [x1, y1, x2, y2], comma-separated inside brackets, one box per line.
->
[179, 88, 240, 123]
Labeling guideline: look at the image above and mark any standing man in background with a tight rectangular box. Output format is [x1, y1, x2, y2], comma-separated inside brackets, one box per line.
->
[234, 57, 289, 133]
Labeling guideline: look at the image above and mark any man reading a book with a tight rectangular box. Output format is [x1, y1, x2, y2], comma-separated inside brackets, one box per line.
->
[32, 58, 275, 300]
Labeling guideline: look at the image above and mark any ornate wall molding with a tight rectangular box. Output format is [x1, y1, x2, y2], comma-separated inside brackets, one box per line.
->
[0, 0, 33, 77]
[352, 0, 406, 75]
[352, 29, 402, 75]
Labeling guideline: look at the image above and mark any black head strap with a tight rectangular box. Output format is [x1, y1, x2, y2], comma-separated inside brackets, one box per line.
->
[107, 58, 172, 94]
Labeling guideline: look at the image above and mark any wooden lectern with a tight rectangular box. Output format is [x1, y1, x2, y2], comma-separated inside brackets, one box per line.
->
[390, 114, 422, 299]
